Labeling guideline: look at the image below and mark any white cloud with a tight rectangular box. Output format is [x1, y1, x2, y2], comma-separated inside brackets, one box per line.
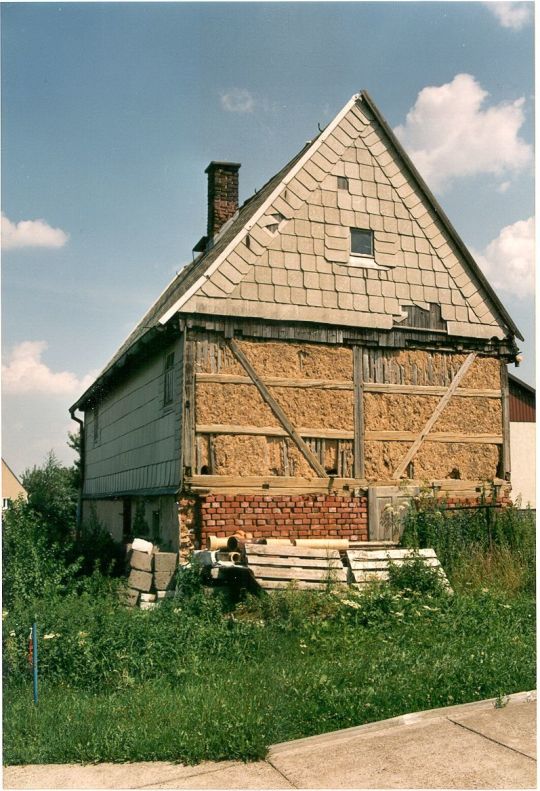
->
[2, 341, 96, 395]
[473, 217, 534, 299]
[485, 2, 532, 30]
[394, 74, 532, 191]
[497, 180, 511, 193]
[220, 89, 255, 114]
[1, 213, 69, 250]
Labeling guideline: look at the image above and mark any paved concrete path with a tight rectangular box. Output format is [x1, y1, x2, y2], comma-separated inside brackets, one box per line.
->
[4, 691, 536, 789]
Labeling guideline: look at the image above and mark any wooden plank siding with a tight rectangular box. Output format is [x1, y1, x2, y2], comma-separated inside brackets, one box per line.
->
[83, 336, 183, 497]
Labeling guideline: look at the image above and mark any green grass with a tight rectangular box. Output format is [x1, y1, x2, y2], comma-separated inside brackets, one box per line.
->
[4, 587, 535, 764]
[4, 502, 536, 765]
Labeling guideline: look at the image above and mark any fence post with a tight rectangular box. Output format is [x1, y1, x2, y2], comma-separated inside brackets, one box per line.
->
[32, 622, 38, 705]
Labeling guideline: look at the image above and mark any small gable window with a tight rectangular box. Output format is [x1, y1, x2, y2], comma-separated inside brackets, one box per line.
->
[350, 228, 374, 258]
[163, 352, 175, 406]
[337, 176, 349, 191]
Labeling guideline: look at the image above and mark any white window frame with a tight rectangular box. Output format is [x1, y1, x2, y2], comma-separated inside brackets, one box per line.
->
[348, 227, 390, 270]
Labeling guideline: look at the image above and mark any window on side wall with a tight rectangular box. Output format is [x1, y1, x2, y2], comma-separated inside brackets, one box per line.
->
[350, 227, 374, 258]
[348, 227, 387, 270]
[163, 352, 175, 406]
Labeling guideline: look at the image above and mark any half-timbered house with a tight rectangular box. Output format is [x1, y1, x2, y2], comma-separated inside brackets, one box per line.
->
[71, 91, 522, 554]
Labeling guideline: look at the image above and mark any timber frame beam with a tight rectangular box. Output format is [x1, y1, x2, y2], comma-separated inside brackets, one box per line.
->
[392, 352, 478, 479]
[226, 338, 329, 478]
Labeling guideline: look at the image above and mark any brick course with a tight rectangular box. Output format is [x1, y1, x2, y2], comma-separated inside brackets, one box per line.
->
[198, 492, 368, 546]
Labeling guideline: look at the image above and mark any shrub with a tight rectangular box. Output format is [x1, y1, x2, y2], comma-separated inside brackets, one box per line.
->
[73, 508, 124, 577]
[2, 500, 81, 611]
[387, 552, 448, 596]
[22, 452, 78, 545]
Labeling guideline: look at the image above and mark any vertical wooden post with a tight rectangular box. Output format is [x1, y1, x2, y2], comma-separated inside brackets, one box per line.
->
[353, 346, 365, 479]
[500, 361, 511, 481]
[182, 331, 196, 477]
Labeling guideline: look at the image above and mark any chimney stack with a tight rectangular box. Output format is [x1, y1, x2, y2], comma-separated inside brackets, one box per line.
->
[205, 161, 241, 240]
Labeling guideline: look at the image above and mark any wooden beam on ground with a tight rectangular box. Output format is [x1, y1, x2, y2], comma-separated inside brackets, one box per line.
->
[392, 352, 477, 479]
[227, 338, 328, 478]
[353, 345, 365, 479]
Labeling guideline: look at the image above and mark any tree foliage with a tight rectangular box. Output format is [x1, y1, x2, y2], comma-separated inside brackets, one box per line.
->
[22, 452, 78, 545]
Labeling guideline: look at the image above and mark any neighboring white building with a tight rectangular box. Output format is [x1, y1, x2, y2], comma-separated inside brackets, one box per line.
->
[509, 374, 535, 509]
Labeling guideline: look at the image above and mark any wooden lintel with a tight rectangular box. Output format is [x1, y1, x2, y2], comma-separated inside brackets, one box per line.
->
[392, 352, 478, 479]
[227, 338, 328, 478]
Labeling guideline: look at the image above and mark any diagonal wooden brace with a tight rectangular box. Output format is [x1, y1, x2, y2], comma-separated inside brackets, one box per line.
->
[392, 352, 477, 479]
[227, 338, 329, 478]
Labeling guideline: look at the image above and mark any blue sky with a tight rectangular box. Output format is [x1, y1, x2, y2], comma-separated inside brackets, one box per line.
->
[1, 1, 534, 474]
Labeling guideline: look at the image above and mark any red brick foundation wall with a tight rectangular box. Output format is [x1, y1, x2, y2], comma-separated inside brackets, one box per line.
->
[198, 493, 368, 547]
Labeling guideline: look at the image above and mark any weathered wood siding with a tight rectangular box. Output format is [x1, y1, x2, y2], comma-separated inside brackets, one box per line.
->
[83, 337, 183, 496]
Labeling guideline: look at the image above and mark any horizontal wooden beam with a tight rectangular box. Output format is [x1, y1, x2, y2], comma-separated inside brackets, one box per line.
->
[196, 373, 353, 390]
[366, 431, 503, 444]
[195, 424, 502, 444]
[196, 424, 354, 439]
[195, 374, 501, 399]
[363, 384, 501, 398]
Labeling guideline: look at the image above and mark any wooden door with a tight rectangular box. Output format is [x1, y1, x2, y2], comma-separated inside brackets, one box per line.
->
[368, 485, 418, 541]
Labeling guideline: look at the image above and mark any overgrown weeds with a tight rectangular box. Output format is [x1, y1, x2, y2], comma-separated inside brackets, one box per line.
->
[400, 491, 535, 594]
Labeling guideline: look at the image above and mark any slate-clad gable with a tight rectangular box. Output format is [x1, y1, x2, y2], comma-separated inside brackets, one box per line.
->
[182, 98, 507, 340]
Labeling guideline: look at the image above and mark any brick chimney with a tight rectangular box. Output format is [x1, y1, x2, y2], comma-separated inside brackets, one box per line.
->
[205, 161, 241, 240]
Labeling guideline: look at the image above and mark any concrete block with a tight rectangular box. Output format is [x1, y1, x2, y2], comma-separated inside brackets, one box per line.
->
[140, 592, 157, 602]
[154, 570, 176, 590]
[139, 601, 157, 611]
[124, 588, 140, 607]
[130, 550, 153, 573]
[153, 552, 178, 573]
[128, 569, 153, 592]
[132, 538, 153, 554]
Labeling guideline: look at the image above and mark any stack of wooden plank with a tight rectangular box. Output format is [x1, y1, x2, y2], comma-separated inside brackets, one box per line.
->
[244, 543, 348, 591]
[346, 548, 449, 589]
